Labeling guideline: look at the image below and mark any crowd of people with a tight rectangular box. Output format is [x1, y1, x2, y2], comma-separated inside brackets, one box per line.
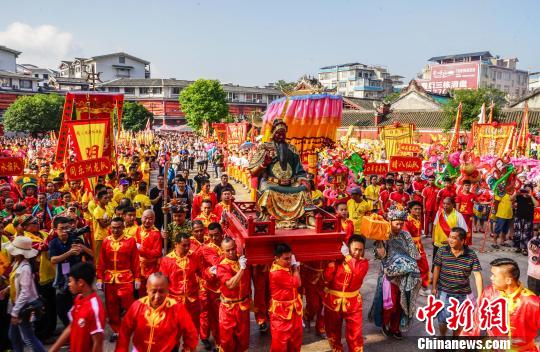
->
[0, 132, 537, 352]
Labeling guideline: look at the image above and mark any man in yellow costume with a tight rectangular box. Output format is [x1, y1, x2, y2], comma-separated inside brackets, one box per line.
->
[248, 119, 311, 225]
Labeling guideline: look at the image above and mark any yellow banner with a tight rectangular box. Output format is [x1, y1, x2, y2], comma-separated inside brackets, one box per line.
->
[473, 123, 516, 157]
[68, 119, 109, 161]
[379, 124, 415, 158]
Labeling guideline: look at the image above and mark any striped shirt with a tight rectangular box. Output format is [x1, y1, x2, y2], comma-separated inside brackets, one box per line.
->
[433, 245, 481, 295]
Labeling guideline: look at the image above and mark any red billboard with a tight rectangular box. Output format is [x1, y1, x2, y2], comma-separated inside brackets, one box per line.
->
[420, 62, 479, 94]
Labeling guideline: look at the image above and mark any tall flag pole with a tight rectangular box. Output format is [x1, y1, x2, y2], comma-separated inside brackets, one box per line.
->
[515, 101, 529, 157]
[478, 102, 486, 124]
[488, 101, 494, 123]
[449, 102, 462, 152]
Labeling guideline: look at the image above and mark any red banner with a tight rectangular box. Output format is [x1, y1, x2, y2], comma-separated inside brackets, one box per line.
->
[212, 123, 227, 144]
[226, 123, 248, 145]
[0, 157, 24, 176]
[534, 208, 540, 224]
[364, 163, 389, 175]
[399, 143, 421, 154]
[389, 156, 422, 173]
[66, 158, 113, 180]
[55, 92, 123, 163]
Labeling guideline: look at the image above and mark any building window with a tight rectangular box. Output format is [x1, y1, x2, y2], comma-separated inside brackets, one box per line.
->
[140, 87, 149, 94]
[172, 87, 180, 95]
[124, 87, 135, 94]
[43, 73, 48, 79]
[152, 87, 162, 94]
[245, 93, 253, 102]
[497, 72, 502, 79]
[108, 87, 120, 92]
[20, 80, 32, 89]
[0, 78, 10, 87]
[228, 92, 238, 101]
[119, 56, 125, 64]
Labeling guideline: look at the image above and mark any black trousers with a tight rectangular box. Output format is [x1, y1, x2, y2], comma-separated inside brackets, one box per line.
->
[0, 296, 11, 350]
[35, 282, 56, 339]
[56, 289, 74, 327]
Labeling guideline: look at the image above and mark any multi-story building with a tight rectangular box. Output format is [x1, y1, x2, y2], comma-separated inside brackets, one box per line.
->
[529, 72, 540, 91]
[99, 78, 283, 126]
[417, 51, 529, 99]
[59, 52, 151, 83]
[0, 46, 39, 93]
[318, 63, 403, 99]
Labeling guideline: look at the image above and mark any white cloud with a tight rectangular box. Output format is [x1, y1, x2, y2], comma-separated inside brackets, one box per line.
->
[0, 22, 80, 69]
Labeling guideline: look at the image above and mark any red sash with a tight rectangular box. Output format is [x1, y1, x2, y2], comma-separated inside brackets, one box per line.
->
[437, 209, 452, 235]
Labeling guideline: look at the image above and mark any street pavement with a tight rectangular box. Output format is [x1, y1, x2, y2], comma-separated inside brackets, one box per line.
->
[53, 171, 537, 351]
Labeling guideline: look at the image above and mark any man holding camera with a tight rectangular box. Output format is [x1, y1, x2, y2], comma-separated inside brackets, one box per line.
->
[49, 216, 93, 327]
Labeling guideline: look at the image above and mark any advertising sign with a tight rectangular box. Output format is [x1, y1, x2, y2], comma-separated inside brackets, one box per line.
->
[419, 62, 479, 94]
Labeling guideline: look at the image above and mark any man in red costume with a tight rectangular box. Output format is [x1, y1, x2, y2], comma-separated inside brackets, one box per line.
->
[136, 209, 163, 295]
[252, 263, 270, 333]
[323, 235, 369, 352]
[199, 222, 224, 350]
[216, 237, 251, 352]
[269, 243, 303, 352]
[159, 233, 201, 332]
[455, 180, 477, 245]
[336, 201, 354, 243]
[194, 199, 219, 229]
[116, 272, 199, 352]
[192, 180, 218, 220]
[379, 178, 395, 215]
[389, 179, 411, 208]
[462, 258, 540, 351]
[214, 189, 233, 221]
[422, 175, 439, 238]
[411, 175, 426, 204]
[404, 201, 430, 295]
[96, 217, 140, 342]
[436, 177, 457, 208]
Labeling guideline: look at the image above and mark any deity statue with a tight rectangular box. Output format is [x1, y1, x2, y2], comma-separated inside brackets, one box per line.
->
[248, 119, 311, 226]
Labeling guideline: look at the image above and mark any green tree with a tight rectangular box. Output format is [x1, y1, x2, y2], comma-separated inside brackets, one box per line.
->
[3, 93, 64, 132]
[383, 92, 401, 104]
[274, 80, 296, 93]
[442, 87, 507, 130]
[121, 102, 153, 131]
[179, 79, 229, 131]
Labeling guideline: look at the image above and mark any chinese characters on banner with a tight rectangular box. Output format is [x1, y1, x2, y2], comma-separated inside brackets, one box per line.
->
[55, 92, 122, 164]
[471, 122, 516, 157]
[212, 123, 227, 144]
[389, 156, 422, 173]
[0, 157, 24, 176]
[226, 122, 248, 145]
[66, 158, 113, 180]
[419, 62, 479, 95]
[364, 163, 389, 175]
[378, 123, 415, 158]
[417, 295, 508, 336]
[66, 119, 109, 161]
[398, 143, 422, 154]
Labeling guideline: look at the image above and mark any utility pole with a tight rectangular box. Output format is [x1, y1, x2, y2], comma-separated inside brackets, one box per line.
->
[85, 65, 102, 91]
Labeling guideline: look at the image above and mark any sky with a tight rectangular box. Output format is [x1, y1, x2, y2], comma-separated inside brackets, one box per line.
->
[1, 0, 539, 86]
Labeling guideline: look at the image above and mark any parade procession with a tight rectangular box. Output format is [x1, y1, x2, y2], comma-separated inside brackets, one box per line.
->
[1, 2, 540, 351]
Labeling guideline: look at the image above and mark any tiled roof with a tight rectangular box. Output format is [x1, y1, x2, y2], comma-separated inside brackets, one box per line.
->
[342, 97, 380, 110]
[87, 52, 150, 65]
[51, 77, 89, 84]
[341, 108, 540, 129]
[0, 70, 40, 80]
